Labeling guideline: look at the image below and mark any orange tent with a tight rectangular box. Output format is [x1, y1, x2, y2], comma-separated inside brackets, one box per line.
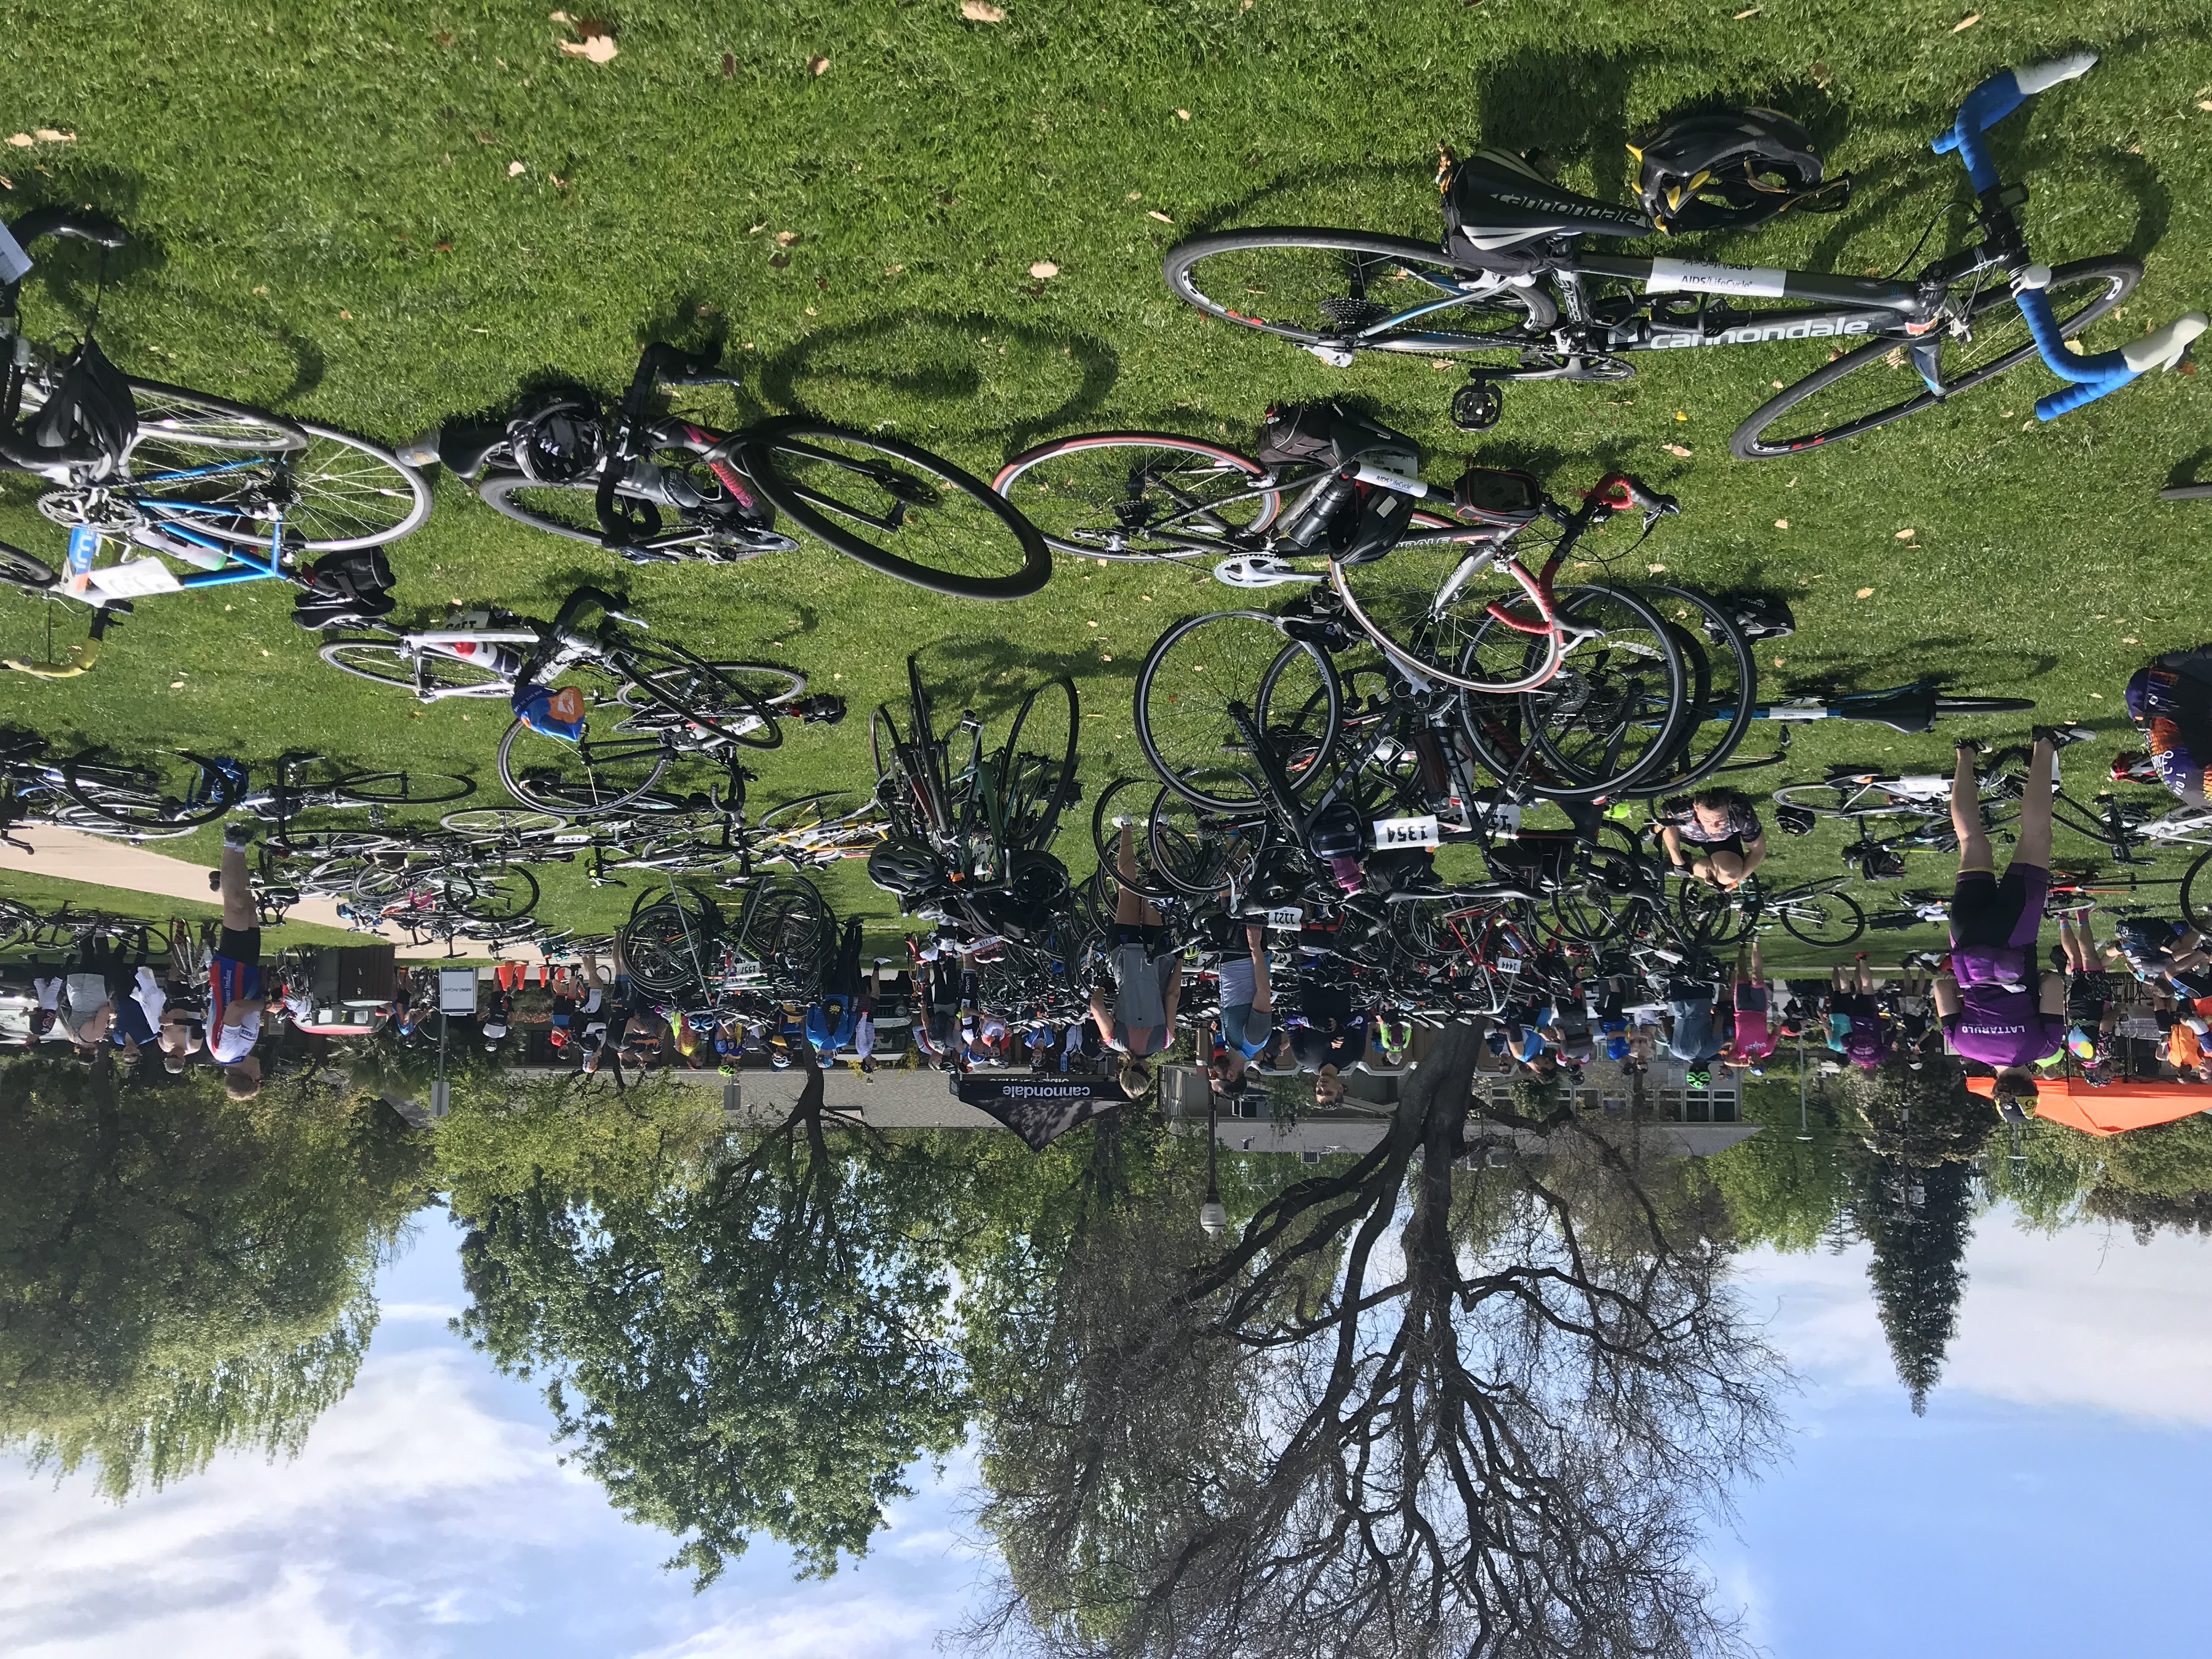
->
[1967, 1075, 2212, 1136]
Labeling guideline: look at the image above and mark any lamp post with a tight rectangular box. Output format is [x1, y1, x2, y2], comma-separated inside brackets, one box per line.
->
[1199, 1081, 1227, 1238]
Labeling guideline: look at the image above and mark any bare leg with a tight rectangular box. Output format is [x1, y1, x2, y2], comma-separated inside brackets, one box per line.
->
[2016, 736, 2057, 870]
[1114, 823, 1163, 928]
[220, 844, 254, 932]
[1246, 922, 1273, 1015]
[1747, 937, 1765, 988]
[1953, 743, 1993, 875]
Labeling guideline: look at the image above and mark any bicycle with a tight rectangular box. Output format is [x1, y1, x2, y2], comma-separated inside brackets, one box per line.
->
[0, 209, 430, 602]
[409, 341, 1051, 601]
[1672, 871, 1868, 950]
[1161, 56, 2203, 456]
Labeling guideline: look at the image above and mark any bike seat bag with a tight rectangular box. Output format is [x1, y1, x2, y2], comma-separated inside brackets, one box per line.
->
[1630, 107, 1846, 236]
[292, 548, 396, 630]
[19, 338, 137, 479]
[1723, 591, 1797, 642]
[1452, 464, 1543, 528]
[1444, 149, 1655, 261]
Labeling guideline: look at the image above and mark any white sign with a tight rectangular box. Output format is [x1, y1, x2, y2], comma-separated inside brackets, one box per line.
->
[1265, 906, 1304, 930]
[437, 967, 480, 1015]
[1645, 257, 1788, 298]
[80, 558, 184, 600]
[1496, 956, 1523, 975]
[1372, 813, 1441, 849]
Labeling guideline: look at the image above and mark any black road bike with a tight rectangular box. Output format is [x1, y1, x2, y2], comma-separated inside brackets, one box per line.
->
[1163, 57, 2200, 456]
[410, 342, 1051, 600]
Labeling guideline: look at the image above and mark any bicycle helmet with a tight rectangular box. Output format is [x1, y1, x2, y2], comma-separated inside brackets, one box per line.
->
[4, 338, 137, 482]
[867, 837, 943, 897]
[511, 396, 606, 483]
[1630, 108, 1840, 235]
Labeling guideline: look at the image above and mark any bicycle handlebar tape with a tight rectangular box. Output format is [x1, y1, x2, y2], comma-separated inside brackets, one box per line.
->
[2014, 53, 2098, 95]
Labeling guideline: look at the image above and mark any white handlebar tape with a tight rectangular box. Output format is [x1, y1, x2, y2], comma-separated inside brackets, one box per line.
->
[2014, 53, 2098, 94]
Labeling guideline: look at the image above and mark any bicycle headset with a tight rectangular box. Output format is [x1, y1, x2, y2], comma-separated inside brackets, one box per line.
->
[1629, 108, 1838, 235]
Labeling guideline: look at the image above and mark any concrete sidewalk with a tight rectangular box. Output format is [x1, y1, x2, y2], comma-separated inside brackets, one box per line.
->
[0, 822, 556, 962]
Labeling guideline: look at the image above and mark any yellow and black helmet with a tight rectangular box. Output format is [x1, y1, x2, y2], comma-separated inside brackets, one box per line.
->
[1629, 107, 1840, 235]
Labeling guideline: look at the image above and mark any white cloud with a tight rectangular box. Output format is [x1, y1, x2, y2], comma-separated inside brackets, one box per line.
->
[1736, 1206, 2212, 1424]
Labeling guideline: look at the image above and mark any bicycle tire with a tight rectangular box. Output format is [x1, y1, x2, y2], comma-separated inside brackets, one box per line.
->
[997, 675, 1080, 854]
[613, 643, 785, 751]
[111, 379, 308, 471]
[62, 749, 244, 832]
[1778, 887, 1866, 947]
[1629, 585, 1758, 795]
[319, 768, 474, 806]
[1090, 777, 1181, 900]
[739, 420, 1051, 600]
[2181, 850, 2212, 935]
[1930, 696, 2037, 715]
[1730, 257, 2140, 459]
[318, 639, 512, 698]
[991, 433, 1283, 560]
[477, 470, 712, 550]
[1147, 790, 1270, 898]
[179, 422, 433, 551]
[1135, 611, 1342, 812]
[0, 541, 59, 594]
[1163, 228, 1558, 351]
[496, 717, 670, 816]
[455, 862, 541, 924]
[442, 808, 570, 837]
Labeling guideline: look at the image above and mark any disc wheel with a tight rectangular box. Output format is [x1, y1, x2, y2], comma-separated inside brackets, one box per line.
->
[1730, 258, 2140, 459]
[739, 420, 1050, 599]
[1135, 611, 1341, 812]
[991, 433, 1281, 561]
[1163, 228, 1558, 353]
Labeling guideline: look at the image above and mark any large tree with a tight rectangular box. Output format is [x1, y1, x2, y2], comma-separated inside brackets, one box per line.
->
[454, 1062, 974, 1586]
[1852, 1155, 1976, 1415]
[966, 1025, 1785, 1659]
[0, 1055, 429, 1498]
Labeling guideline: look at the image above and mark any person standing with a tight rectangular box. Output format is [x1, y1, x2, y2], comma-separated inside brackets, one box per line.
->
[1722, 940, 1777, 1071]
[1935, 732, 2086, 1114]
[1091, 822, 1181, 1095]
[207, 826, 268, 1097]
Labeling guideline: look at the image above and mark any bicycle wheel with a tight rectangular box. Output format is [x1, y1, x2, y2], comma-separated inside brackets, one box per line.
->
[496, 716, 670, 815]
[997, 676, 1080, 854]
[1778, 887, 1865, 947]
[740, 421, 1051, 600]
[442, 808, 570, 838]
[1147, 789, 1270, 898]
[0, 542, 58, 594]
[1136, 611, 1341, 812]
[2180, 850, 2212, 934]
[1459, 586, 1688, 802]
[1730, 258, 2140, 459]
[1326, 519, 1569, 694]
[1090, 776, 1181, 900]
[110, 379, 307, 471]
[319, 639, 507, 698]
[991, 433, 1283, 560]
[62, 749, 245, 832]
[1674, 881, 1747, 949]
[1629, 585, 1758, 795]
[613, 645, 784, 751]
[1163, 229, 1557, 353]
[321, 767, 475, 806]
[456, 862, 541, 924]
[475, 464, 784, 557]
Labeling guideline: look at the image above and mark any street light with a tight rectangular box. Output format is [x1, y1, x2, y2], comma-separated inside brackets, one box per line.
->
[1199, 1080, 1227, 1238]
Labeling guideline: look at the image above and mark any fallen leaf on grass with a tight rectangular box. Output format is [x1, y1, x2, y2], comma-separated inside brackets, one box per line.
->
[1773, 656, 1785, 668]
[170, 680, 185, 689]
[884, 263, 904, 275]
[33, 129, 75, 143]
[2124, 636, 2140, 644]
[775, 229, 800, 246]
[1029, 259, 1059, 278]
[2199, 100, 2212, 112]
[550, 9, 573, 20]
[1951, 12, 1980, 31]
[961, 0, 1006, 19]
[5, 135, 35, 148]
[1661, 442, 1691, 457]
[1125, 189, 1142, 200]
[1146, 209, 1174, 224]
[559, 25, 618, 63]
[1733, 5, 1760, 16]
[251, 284, 269, 296]
[1673, 409, 1686, 421]
[1774, 518, 1790, 529]
[1176, 108, 1191, 121]
[1647, 563, 1668, 574]
[1855, 587, 1875, 599]
[0, 175, 12, 190]
[507, 160, 526, 175]
[1894, 528, 1915, 540]
[807, 55, 830, 75]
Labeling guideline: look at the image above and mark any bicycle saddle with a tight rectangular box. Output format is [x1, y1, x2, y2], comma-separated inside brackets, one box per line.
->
[5, 207, 129, 252]
[1444, 149, 1655, 253]
[1835, 684, 1941, 734]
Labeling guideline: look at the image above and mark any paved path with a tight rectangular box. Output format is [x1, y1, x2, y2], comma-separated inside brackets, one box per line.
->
[0, 822, 555, 962]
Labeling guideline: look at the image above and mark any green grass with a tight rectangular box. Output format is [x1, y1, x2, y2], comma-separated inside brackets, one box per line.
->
[4, 0, 2212, 951]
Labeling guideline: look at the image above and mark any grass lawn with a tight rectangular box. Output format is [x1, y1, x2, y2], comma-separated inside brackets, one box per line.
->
[4, 0, 2211, 955]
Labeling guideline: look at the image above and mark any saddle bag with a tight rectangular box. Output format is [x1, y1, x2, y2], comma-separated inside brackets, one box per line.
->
[292, 547, 397, 630]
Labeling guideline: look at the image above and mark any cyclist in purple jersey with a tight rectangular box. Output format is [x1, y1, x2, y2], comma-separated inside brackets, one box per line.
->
[1935, 730, 2087, 1111]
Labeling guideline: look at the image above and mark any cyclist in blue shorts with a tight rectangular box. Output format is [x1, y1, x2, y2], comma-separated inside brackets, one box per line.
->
[206, 825, 268, 1097]
[1202, 921, 1274, 1102]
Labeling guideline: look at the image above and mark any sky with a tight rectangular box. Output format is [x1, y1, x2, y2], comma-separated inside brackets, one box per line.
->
[3, 1204, 2209, 1658]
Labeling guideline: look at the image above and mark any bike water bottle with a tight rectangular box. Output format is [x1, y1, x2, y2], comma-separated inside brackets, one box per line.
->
[65, 524, 100, 593]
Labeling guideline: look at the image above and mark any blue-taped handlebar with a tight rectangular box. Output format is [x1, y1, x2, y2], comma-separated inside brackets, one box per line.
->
[1933, 54, 2205, 421]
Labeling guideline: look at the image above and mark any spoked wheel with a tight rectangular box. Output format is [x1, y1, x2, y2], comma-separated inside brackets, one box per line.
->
[313, 764, 475, 805]
[1163, 229, 1558, 354]
[740, 420, 1051, 599]
[109, 379, 307, 470]
[1674, 881, 1749, 949]
[475, 460, 793, 557]
[497, 713, 671, 815]
[62, 749, 246, 833]
[173, 422, 433, 550]
[612, 646, 785, 750]
[1091, 777, 1180, 900]
[1147, 788, 1271, 897]
[442, 808, 569, 837]
[1135, 611, 1341, 811]
[1731, 257, 2140, 459]
[1778, 887, 1866, 947]
[456, 862, 541, 923]
[1628, 585, 1758, 795]
[2180, 849, 2212, 935]
[997, 675, 1080, 854]
[319, 639, 511, 698]
[1327, 519, 1559, 693]
[1458, 586, 1688, 802]
[991, 433, 1282, 561]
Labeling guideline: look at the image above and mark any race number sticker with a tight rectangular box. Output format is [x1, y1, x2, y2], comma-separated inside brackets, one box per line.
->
[1496, 956, 1523, 976]
[1372, 814, 1441, 849]
[1645, 257, 1788, 298]
[1265, 906, 1305, 930]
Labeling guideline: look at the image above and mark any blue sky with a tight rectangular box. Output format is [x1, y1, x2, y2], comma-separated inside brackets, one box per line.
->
[3, 1204, 2208, 1658]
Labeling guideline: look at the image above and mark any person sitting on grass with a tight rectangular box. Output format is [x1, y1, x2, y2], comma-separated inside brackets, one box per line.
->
[1658, 788, 1769, 891]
